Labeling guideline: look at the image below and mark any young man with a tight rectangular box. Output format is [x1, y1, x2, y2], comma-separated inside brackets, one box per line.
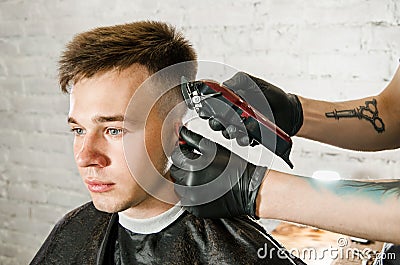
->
[30, 21, 305, 265]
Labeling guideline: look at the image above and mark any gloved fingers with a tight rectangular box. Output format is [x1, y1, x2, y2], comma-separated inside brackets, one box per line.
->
[179, 144, 200, 159]
[222, 72, 253, 93]
[243, 118, 262, 147]
[198, 89, 234, 121]
[219, 117, 259, 146]
[170, 164, 186, 183]
[179, 126, 204, 150]
[236, 133, 251, 146]
[208, 117, 225, 131]
[171, 144, 207, 186]
[219, 117, 259, 147]
[173, 177, 188, 200]
[198, 103, 213, 119]
[240, 72, 282, 98]
[221, 124, 240, 139]
[171, 144, 200, 168]
[179, 126, 231, 164]
[243, 117, 261, 135]
[179, 126, 216, 153]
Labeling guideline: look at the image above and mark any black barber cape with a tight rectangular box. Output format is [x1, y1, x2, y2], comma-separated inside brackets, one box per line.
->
[31, 202, 305, 265]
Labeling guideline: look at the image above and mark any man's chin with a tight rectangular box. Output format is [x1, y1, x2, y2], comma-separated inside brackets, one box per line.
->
[91, 197, 131, 213]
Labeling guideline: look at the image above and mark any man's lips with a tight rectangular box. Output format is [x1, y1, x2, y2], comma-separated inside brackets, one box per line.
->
[84, 179, 115, 193]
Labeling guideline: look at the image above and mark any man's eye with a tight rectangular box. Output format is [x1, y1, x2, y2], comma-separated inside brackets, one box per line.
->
[107, 128, 124, 136]
[71, 128, 85, 136]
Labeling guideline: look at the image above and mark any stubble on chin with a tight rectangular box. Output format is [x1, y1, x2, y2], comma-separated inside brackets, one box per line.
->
[90, 193, 145, 213]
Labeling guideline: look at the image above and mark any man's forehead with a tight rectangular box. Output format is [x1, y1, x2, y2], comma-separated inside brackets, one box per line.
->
[72, 65, 150, 90]
[70, 65, 150, 104]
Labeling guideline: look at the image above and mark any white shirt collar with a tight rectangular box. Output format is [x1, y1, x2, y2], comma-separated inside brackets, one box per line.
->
[118, 204, 185, 234]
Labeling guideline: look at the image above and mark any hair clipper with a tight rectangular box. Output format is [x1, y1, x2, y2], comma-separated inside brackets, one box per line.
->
[180, 77, 294, 168]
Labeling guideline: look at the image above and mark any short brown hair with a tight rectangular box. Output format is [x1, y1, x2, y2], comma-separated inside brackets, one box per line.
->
[59, 21, 197, 92]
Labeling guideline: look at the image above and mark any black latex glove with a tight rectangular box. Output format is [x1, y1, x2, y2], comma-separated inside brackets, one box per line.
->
[170, 126, 267, 218]
[200, 72, 303, 146]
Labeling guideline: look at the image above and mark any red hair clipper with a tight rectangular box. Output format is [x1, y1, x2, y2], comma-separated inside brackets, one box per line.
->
[180, 76, 294, 168]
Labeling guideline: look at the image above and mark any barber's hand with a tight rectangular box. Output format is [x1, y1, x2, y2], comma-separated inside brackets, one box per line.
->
[170, 126, 267, 218]
[200, 72, 303, 146]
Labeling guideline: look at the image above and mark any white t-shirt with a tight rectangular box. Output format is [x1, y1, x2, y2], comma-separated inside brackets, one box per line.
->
[118, 205, 185, 234]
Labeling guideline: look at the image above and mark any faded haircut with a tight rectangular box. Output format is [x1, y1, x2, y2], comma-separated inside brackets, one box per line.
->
[59, 21, 197, 91]
[58, 21, 197, 118]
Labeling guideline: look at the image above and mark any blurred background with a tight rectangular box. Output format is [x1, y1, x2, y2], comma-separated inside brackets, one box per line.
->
[0, 0, 399, 264]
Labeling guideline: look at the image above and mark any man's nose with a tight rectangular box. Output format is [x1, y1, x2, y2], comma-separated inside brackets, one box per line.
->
[75, 134, 110, 168]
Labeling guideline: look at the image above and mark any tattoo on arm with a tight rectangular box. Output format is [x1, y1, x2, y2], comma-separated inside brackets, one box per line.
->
[340, 180, 400, 202]
[307, 178, 400, 203]
[325, 98, 385, 133]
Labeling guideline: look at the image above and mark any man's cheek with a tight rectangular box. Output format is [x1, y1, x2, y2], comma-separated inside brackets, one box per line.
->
[110, 140, 127, 160]
[124, 132, 148, 172]
[73, 142, 82, 162]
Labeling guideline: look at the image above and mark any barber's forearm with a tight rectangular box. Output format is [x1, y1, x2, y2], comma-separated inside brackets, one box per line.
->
[256, 170, 400, 244]
[296, 95, 399, 151]
[296, 65, 400, 150]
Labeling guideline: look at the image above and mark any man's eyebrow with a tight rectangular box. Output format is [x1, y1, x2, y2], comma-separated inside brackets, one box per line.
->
[67, 115, 125, 124]
[93, 115, 125, 123]
[67, 117, 79, 124]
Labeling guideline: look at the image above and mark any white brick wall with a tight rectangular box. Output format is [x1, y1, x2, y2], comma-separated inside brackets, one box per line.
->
[0, 0, 399, 264]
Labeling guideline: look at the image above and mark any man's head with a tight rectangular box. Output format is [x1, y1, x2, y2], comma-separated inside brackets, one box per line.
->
[61, 21, 197, 215]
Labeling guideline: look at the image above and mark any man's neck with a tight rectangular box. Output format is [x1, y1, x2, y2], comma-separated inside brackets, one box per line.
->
[121, 171, 179, 219]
